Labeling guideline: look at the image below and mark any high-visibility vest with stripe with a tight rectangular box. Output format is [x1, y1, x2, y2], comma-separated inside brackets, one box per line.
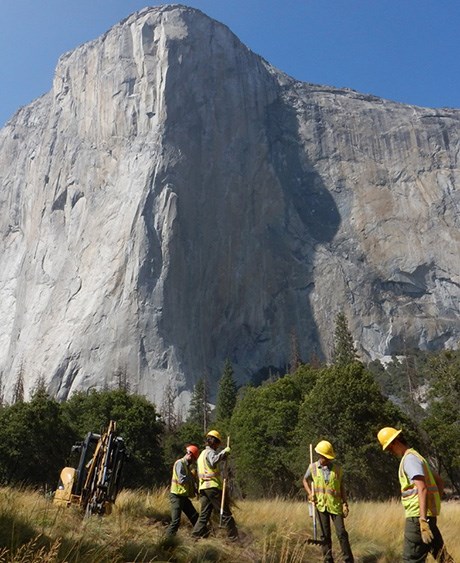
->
[197, 448, 222, 491]
[310, 461, 343, 515]
[170, 457, 195, 497]
[398, 448, 441, 518]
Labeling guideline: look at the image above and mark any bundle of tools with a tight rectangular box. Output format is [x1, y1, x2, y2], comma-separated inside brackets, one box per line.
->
[54, 420, 127, 516]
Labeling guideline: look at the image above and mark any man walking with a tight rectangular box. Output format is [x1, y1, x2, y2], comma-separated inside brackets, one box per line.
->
[377, 427, 453, 562]
[192, 430, 239, 541]
[166, 445, 200, 537]
[303, 440, 354, 563]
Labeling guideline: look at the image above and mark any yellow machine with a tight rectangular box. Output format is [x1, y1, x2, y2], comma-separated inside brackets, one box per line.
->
[54, 420, 127, 515]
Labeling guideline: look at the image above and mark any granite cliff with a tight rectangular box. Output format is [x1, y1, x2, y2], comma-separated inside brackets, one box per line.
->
[0, 5, 459, 405]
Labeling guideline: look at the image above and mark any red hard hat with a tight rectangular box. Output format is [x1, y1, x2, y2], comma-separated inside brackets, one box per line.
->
[186, 445, 199, 460]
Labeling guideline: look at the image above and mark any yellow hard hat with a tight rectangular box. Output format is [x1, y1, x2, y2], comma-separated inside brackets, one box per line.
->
[377, 427, 402, 450]
[315, 440, 335, 460]
[206, 430, 222, 442]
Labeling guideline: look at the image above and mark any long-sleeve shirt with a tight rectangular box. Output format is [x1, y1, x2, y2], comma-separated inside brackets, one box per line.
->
[204, 446, 228, 468]
[174, 457, 193, 485]
[170, 456, 197, 496]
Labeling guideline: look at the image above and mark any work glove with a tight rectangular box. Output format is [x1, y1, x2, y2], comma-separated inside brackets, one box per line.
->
[223, 446, 231, 454]
[342, 502, 349, 518]
[419, 518, 434, 544]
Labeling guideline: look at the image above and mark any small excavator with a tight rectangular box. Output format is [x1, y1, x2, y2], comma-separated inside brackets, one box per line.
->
[54, 420, 127, 516]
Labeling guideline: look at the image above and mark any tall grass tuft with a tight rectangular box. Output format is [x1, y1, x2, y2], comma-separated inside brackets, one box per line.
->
[0, 537, 61, 563]
[0, 487, 459, 562]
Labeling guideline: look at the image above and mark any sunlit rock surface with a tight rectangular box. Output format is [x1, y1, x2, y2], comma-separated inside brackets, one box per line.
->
[0, 5, 459, 404]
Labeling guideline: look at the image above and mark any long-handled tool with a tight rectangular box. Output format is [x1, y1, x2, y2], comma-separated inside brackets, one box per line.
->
[219, 436, 230, 527]
[307, 443, 324, 546]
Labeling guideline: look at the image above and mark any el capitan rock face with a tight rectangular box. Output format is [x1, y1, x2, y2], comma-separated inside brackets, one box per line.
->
[0, 5, 459, 405]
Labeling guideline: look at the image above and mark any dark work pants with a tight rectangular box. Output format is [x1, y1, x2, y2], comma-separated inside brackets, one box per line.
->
[166, 493, 198, 536]
[192, 487, 238, 540]
[403, 517, 453, 562]
[316, 509, 354, 563]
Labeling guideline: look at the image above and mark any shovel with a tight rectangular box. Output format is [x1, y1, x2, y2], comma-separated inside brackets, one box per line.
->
[307, 443, 325, 546]
[219, 436, 230, 527]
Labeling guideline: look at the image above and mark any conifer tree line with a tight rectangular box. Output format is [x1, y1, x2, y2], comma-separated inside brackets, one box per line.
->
[0, 312, 458, 499]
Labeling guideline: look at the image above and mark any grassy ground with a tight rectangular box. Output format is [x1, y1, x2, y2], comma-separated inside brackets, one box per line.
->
[0, 486, 458, 562]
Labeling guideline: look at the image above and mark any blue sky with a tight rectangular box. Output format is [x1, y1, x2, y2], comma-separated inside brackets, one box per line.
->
[1, 1, 459, 127]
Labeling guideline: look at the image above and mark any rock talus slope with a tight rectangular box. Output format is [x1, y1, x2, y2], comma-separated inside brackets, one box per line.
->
[0, 5, 459, 403]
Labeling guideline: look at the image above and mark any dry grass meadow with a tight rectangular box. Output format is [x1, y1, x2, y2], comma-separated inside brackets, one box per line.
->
[0, 486, 458, 562]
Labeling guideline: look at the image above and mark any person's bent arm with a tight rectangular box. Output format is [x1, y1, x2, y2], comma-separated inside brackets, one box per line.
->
[303, 476, 312, 497]
[175, 460, 189, 485]
[414, 475, 434, 544]
[207, 448, 227, 467]
[413, 475, 428, 520]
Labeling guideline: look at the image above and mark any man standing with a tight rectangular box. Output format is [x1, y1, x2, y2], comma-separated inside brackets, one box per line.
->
[166, 445, 200, 537]
[377, 427, 453, 562]
[303, 440, 354, 563]
[192, 430, 239, 541]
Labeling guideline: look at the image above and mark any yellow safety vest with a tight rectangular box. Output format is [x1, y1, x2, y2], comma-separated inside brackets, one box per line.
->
[170, 457, 195, 497]
[197, 448, 222, 491]
[398, 448, 441, 518]
[310, 461, 344, 515]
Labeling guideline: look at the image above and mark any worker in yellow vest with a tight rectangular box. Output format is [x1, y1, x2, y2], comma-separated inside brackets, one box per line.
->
[192, 430, 238, 541]
[166, 445, 200, 537]
[303, 440, 354, 563]
[377, 427, 453, 562]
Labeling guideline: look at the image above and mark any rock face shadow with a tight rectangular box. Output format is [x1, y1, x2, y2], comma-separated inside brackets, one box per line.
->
[267, 95, 341, 244]
[137, 13, 343, 387]
[261, 90, 341, 365]
[152, 78, 340, 388]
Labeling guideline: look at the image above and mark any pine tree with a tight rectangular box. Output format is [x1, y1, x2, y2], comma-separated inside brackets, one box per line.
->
[289, 329, 301, 373]
[31, 374, 48, 398]
[230, 374, 303, 496]
[12, 368, 25, 404]
[0, 372, 4, 407]
[309, 351, 323, 369]
[115, 366, 130, 392]
[215, 359, 238, 424]
[294, 362, 410, 499]
[423, 350, 460, 494]
[187, 377, 211, 433]
[332, 311, 358, 366]
[160, 380, 178, 431]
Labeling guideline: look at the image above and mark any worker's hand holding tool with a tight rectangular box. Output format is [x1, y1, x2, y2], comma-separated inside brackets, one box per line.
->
[308, 493, 316, 504]
[419, 518, 433, 544]
[342, 502, 349, 518]
[223, 446, 231, 454]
